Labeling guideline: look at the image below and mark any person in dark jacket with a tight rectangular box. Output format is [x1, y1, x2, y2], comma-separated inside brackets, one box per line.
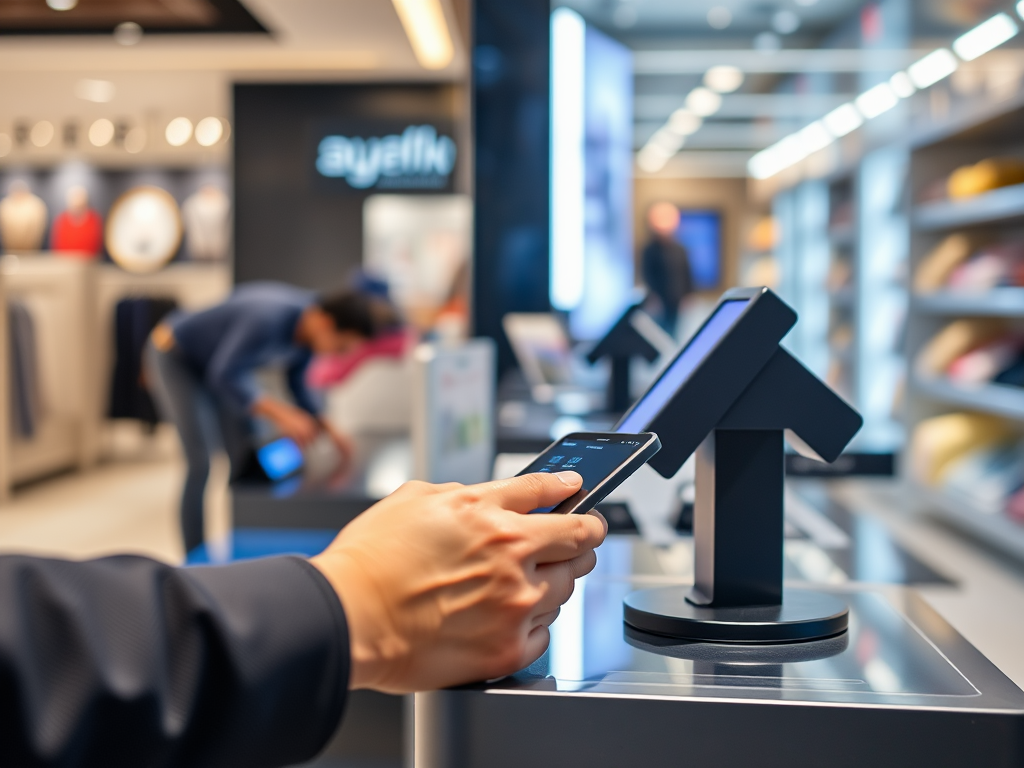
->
[145, 282, 393, 554]
[641, 202, 694, 336]
[0, 469, 605, 767]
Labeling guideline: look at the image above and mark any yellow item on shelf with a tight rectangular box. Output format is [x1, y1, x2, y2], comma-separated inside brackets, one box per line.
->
[947, 158, 1024, 200]
[910, 412, 1012, 485]
[913, 233, 974, 292]
[915, 318, 1006, 377]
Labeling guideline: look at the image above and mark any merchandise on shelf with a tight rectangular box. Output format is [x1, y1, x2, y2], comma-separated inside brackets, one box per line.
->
[915, 318, 1007, 376]
[909, 412, 1011, 485]
[914, 233, 975, 292]
[941, 439, 1024, 516]
[915, 233, 1024, 293]
[947, 157, 1024, 200]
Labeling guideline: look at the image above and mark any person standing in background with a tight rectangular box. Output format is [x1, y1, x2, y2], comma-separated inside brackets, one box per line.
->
[641, 201, 693, 337]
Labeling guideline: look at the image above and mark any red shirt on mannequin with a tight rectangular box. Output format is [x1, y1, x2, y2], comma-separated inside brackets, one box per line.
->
[51, 208, 104, 257]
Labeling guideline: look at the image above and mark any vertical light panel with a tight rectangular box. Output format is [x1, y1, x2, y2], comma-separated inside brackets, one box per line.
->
[550, 7, 586, 311]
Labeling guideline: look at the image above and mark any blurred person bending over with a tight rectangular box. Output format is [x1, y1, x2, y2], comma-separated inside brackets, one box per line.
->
[0, 471, 607, 766]
[641, 202, 694, 336]
[146, 281, 394, 553]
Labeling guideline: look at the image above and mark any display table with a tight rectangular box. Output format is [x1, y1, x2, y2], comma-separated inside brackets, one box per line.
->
[415, 540, 1024, 768]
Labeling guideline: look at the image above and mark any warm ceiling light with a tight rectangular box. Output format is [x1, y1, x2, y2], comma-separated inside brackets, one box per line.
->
[124, 127, 146, 154]
[650, 127, 685, 154]
[115, 21, 143, 46]
[685, 87, 723, 117]
[76, 79, 115, 104]
[165, 117, 193, 147]
[952, 13, 1019, 62]
[46, 0, 77, 9]
[391, 0, 454, 70]
[668, 109, 702, 136]
[89, 118, 115, 147]
[30, 121, 54, 147]
[704, 65, 744, 93]
[907, 49, 958, 89]
[194, 117, 224, 147]
[637, 144, 671, 174]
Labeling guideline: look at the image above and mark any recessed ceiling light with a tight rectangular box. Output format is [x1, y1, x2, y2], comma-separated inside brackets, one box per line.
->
[707, 6, 732, 30]
[30, 121, 54, 148]
[907, 48, 958, 89]
[772, 10, 800, 35]
[114, 21, 143, 46]
[889, 71, 916, 99]
[46, 0, 77, 10]
[194, 117, 224, 147]
[855, 82, 899, 119]
[669, 109, 702, 136]
[685, 87, 723, 117]
[754, 31, 781, 52]
[822, 103, 863, 137]
[952, 13, 1019, 62]
[704, 65, 744, 93]
[75, 79, 115, 104]
[165, 117, 193, 147]
[89, 119, 115, 147]
[124, 127, 146, 154]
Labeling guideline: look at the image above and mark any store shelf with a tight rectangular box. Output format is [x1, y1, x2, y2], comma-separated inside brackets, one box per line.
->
[912, 376, 1024, 421]
[913, 184, 1024, 231]
[917, 483, 1024, 563]
[912, 288, 1024, 317]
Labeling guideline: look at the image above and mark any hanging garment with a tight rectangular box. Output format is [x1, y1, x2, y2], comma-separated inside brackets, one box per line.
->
[8, 301, 42, 438]
[51, 208, 104, 257]
[108, 297, 179, 425]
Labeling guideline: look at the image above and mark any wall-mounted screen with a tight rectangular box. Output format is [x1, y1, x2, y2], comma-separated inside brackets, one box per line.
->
[675, 210, 721, 290]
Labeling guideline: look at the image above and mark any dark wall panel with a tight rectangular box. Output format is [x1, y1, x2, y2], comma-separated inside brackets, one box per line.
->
[473, 0, 551, 373]
[233, 83, 460, 290]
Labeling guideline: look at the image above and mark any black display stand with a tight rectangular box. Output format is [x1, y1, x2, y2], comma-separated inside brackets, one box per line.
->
[618, 287, 863, 643]
[586, 303, 669, 412]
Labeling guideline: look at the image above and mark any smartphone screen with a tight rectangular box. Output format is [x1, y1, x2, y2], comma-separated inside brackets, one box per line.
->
[257, 437, 305, 482]
[517, 432, 659, 514]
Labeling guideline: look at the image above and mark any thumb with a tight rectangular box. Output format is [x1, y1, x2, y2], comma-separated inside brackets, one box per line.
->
[474, 471, 583, 514]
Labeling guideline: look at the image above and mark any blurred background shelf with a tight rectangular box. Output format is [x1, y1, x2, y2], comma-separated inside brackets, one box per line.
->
[912, 376, 1024, 421]
[912, 289, 1024, 317]
[913, 184, 1024, 231]
[918, 484, 1024, 564]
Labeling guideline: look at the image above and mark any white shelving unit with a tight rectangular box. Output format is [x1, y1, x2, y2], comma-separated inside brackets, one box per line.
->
[906, 97, 1024, 561]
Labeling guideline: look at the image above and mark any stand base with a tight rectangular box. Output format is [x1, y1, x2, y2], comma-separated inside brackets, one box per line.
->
[623, 587, 849, 643]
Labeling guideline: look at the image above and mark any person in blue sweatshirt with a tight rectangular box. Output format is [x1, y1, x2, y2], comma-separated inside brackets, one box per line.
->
[145, 281, 393, 553]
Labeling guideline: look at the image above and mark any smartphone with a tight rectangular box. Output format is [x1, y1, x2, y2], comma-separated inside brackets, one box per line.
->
[256, 437, 305, 482]
[516, 432, 661, 515]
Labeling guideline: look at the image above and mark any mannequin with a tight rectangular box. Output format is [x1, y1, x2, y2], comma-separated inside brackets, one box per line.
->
[51, 185, 104, 258]
[0, 180, 48, 253]
[181, 184, 230, 261]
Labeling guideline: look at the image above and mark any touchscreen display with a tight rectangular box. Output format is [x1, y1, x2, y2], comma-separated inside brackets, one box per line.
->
[257, 437, 305, 481]
[518, 434, 648, 513]
[617, 298, 749, 433]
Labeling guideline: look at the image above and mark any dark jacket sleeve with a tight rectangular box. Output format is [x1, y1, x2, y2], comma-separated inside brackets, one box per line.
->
[0, 554, 349, 768]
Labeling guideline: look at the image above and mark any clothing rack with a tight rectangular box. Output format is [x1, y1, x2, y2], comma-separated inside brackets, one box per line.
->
[0, 256, 100, 498]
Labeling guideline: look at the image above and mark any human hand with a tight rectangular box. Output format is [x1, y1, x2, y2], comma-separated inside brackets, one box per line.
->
[253, 398, 319, 448]
[310, 471, 607, 693]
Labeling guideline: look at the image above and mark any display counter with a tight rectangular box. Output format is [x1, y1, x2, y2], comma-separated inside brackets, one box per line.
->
[416, 542, 1024, 767]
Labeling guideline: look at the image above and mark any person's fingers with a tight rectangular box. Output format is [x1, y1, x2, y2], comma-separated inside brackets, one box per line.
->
[533, 607, 560, 627]
[531, 550, 597, 616]
[473, 471, 582, 514]
[520, 624, 551, 670]
[527, 512, 607, 564]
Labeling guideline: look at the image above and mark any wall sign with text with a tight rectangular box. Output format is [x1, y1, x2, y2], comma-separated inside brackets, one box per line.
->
[315, 123, 457, 192]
